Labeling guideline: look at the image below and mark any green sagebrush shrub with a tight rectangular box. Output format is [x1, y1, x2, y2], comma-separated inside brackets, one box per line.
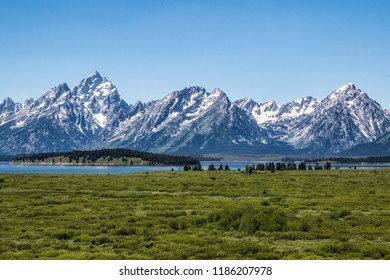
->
[213, 205, 288, 234]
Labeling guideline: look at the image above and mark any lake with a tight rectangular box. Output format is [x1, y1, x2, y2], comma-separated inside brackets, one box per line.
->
[0, 162, 179, 174]
[1, 161, 390, 174]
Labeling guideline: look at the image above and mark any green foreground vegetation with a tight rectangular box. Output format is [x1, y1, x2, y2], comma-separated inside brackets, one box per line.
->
[0, 170, 389, 259]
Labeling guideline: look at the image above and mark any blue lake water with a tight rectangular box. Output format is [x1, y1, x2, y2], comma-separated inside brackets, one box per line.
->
[1, 161, 390, 174]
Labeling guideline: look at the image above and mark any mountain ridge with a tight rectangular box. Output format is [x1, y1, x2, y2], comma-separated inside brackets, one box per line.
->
[1, 71, 389, 156]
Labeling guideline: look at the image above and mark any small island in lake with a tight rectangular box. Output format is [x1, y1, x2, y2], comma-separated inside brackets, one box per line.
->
[14, 148, 200, 167]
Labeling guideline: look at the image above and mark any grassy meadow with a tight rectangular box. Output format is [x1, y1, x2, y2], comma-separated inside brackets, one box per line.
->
[0, 169, 389, 259]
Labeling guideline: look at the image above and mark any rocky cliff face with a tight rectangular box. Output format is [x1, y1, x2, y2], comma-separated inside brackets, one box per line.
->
[0, 73, 388, 155]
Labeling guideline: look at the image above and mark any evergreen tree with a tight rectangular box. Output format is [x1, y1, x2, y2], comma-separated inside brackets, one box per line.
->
[298, 161, 307, 170]
[287, 162, 297, 170]
[314, 163, 323, 170]
[256, 163, 265, 171]
[245, 165, 254, 174]
[224, 165, 230, 171]
[192, 163, 202, 171]
[270, 162, 275, 173]
[208, 163, 216, 171]
[218, 164, 223, 171]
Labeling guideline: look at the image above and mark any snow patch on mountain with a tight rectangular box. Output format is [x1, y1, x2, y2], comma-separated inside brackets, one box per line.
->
[284, 83, 390, 154]
[0, 74, 388, 156]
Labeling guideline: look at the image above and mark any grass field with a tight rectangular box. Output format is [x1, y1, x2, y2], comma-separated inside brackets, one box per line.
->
[0, 169, 389, 259]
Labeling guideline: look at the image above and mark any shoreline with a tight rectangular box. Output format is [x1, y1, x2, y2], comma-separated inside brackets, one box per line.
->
[11, 161, 163, 167]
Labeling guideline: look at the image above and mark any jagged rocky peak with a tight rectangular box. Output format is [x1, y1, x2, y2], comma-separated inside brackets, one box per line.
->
[54, 83, 71, 93]
[258, 100, 280, 113]
[235, 98, 258, 111]
[291, 96, 318, 105]
[323, 83, 383, 111]
[287, 96, 319, 110]
[76, 71, 110, 96]
[185, 86, 207, 94]
[210, 87, 226, 97]
[1, 97, 15, 109]
[209, 88, 231, 106]
[327, 83, 362, 100]
[210, 87, 225, 97]
[72, 72, 126, 115]
[275, 96, 319, 119]
[24, 97, 35, 106]
[133, 100, 145, 110]
[286, 82, 390, 154]
[160, 86, 231, 113]
[0, 97, 22, 115]
[336, 83, 356, 92]
[38, 83, 71, 105]
[1, 70, 389, 156]
[2, 97, 14, 104]
[168, 86, 207, 101]
[83, 70, 103, 85]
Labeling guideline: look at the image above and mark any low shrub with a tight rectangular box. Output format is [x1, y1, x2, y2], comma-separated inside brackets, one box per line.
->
[330, 209, 352, 220]
[214, 205, 288, 234]
[300, 220, 311, 232]
[51, 230, 74, 240]
[115, 227, 137, 236]
[90, 234, 111, 245]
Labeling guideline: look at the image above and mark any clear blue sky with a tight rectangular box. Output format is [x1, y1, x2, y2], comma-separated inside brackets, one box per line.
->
[1, 0, 390, 107]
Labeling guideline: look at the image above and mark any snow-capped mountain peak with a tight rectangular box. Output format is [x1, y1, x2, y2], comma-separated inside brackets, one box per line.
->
[236, 96, 319, 126]
[0, 97, 22, 124]
[0, 72, 132, 154]
[0, 74, 389, 156]
[32, 83, 71, 109]
[209, 88, 230, 104]
[76, 71, 110, 98]
[328, 83, 359, 101]
[336, 83, 356, 92]
[275, 96, 319, 119]
[235, 98, 258, 111]
[1, 97, 19, 112]
[286, 83, 390, 154]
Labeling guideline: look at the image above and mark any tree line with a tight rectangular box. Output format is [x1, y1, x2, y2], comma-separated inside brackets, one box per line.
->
[16, 148, 200, 166]
[284, 156, 390, 164]
[184, 161, 332, 173]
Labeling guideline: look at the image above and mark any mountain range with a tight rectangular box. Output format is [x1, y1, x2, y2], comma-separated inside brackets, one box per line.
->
[1, 71, 389, 156]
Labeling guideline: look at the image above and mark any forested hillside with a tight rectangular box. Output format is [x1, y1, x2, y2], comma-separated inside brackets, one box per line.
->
[15, 148, 200, 166]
